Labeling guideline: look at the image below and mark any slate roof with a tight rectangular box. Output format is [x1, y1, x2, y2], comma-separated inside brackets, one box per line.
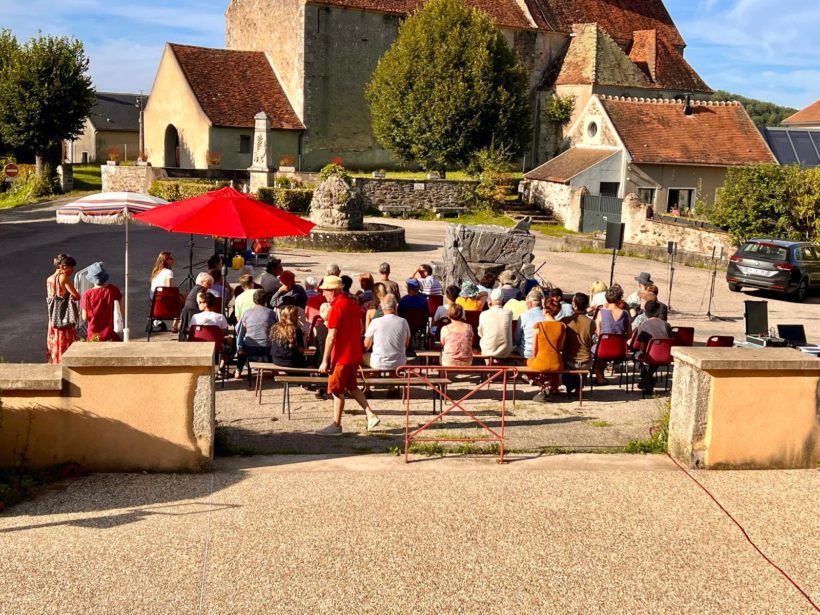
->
[599, 96, 775, 165]
[169, 44, 303, 130]
[781, 100, 820, 126]
[88, 93, 146, 132]
[522, 0, 685, 46]
[308, 0, 535, 30]
[525, 147, 618, 182]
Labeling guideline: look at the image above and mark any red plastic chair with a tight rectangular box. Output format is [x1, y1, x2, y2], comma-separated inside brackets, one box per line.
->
[306, 315, 324, 347]
[463, 309, 481, 348]
[401, 307, 429, 349]
[427, 294, 444, 318]
[671, 326, 695, 347]
[591, 333, 628, 390]
[632, 338, 675, 397]
[429, 317, 450, 349]
[706, 335, 734, 347]
[189, 324, 228, 385]
[147, 286, 182, 341]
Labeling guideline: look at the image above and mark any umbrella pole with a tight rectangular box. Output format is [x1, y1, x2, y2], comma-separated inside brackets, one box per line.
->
[123, 217, 130, 342]
[223, 236, 229, 318]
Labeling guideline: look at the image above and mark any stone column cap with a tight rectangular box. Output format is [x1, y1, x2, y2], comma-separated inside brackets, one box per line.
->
[0, 364, 63, 391]
[62, 342, 214, 368]
[672, 346, 820, 371]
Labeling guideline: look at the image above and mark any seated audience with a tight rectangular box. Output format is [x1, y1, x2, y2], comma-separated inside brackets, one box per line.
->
[440, 304, 474, 367]
[233, 274, 257, 322]
[398, 278, 429, 315]
[633, 300, 673, 393]
[364, 282, 388, 329]
[551, 287, 574, 319]
[514, 290, 546, 358]
[179, 272, 214, 340]
[260, 258, 283, 294]
[561, 293, 595, 395]
[210, 268, 227, 303]
[304, 276, 320, 298]
[364, 294, 411, 371]
[593, 284, 632, 385]
[81, 262, 123, 342]
[377, 262, 401, 299]
[233, 265, 263, 300]
[588, 280, 608, 311]
[457, 280, 483, 312]
[234, 290, 277, 378]
[270, 304, 307, 368]
[357, 272, 375, 305]
[433, 284, 460, 324]
[626, 272, 654, 309]
[306, 275, 328, 323]
[326, 263, 341, 277]
[477, 288, 513, 359]
[190, 291, 228, 330]
[207, 254, 223, 271]
[311, 302, 332, 369]
[643, 284, 668, 321]
[414, 263, 443, 296]
[341, 275, 354, 295]
[527, 297, 566, 398]
[270, 270, 308, 309]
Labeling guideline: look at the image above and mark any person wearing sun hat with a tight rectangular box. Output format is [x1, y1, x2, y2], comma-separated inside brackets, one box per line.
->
[626, 272, 654, 309]
[315, 275, 381, 437]
[80, 262, 123, 342]
[456, 280, 483, 312]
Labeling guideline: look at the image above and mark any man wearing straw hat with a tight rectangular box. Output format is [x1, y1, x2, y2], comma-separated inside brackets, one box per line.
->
[316, 275, 381, 436]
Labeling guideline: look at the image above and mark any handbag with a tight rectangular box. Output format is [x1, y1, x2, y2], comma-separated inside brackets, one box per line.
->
[48, 293, 79, 329]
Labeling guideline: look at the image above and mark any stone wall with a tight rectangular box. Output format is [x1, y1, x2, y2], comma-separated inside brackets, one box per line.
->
[354, 177, 478, 211]
[525, 179, 579, 228]
[101, 164, 164, 193]
[442, 224, 535, 287]
[622, 193, 735, 257]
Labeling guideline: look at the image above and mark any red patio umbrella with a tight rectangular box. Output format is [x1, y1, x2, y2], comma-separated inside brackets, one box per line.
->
[134, 186, 315, 319]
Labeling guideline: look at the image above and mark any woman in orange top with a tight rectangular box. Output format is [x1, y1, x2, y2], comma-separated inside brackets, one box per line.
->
[527, 297, 566, 395]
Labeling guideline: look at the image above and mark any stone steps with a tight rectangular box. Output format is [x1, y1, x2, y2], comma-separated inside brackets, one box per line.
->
[503, 199, 559, 225]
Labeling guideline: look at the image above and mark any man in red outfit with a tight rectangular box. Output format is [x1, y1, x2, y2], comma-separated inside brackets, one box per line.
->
[315, 275, 381, 436]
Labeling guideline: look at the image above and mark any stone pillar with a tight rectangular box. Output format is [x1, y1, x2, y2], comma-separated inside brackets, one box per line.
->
[442, 223, 535, 287]
[57, 164, 74, 193]
[621, 192, 645, 245]
[566, 186, 586, 232]
[248, 111, 276, 194]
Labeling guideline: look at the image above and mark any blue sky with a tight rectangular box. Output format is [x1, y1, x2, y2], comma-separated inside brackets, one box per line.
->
[4, 0, 818, 110]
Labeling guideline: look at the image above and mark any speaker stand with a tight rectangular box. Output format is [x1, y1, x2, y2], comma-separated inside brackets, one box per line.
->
[608, 249, 617, 287]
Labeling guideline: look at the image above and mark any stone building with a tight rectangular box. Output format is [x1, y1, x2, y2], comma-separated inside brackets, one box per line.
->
[524, 95, 775, 228]
[146, 0, 711, 171]
[66, 92, 146, 163]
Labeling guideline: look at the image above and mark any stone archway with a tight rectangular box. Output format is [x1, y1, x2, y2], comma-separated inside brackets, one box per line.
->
[164, 125, 180, 168]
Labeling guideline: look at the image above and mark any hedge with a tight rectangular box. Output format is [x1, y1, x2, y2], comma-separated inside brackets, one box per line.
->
[257, 187, 314, 213]
[148, 179, 229, 202]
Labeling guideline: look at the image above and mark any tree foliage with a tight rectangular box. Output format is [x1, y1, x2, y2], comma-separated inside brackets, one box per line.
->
[0, 32, 95, 174]
[709, 163, 820, 243]
[365, 0, 531, 175]
[710, 90, 798, 128]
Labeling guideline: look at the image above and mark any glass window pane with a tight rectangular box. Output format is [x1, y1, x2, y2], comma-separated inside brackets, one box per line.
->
[790, 131, 820, 166]
[767, 131, 798, 165]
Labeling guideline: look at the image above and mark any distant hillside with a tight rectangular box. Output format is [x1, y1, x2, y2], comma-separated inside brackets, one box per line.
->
[709, 90, 798, 128]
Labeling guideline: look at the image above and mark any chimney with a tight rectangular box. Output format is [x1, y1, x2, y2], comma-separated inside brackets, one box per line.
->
[683, 94, 692, 116]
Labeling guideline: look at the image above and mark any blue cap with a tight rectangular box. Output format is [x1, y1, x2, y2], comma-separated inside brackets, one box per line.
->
[406, 278, 420, 288]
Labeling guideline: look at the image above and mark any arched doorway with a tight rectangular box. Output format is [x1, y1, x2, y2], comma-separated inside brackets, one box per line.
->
[164, 125, 180, 167]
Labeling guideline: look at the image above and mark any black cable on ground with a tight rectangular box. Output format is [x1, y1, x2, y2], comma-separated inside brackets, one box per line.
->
[665, 452, 819, 611]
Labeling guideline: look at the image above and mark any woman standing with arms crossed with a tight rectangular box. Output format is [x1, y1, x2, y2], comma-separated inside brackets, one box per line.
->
[46, 254, 80, 364]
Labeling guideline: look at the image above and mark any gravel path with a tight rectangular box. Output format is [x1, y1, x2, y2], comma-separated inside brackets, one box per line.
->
[0, 455, 817, 613]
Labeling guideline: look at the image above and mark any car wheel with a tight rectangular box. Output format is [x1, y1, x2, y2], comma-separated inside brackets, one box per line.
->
[728, 283, 742, 292]
[794, 278, 809, 302]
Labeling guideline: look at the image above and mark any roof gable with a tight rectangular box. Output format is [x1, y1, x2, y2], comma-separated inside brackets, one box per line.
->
[556, 23, 651, 88]
[599, 96, 775, 165]
[308, 0, 535, 30]
[782, 100, 820, 126]
[88, 92, 145, 132]
[630, 31, 710, 92]
[169, 44, 303, 130]
[525, 146, 618, 182]
[523, 0, 685, 47]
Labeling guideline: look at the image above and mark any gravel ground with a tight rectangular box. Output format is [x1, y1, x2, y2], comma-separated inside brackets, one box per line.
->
[0, 455, 817, 614]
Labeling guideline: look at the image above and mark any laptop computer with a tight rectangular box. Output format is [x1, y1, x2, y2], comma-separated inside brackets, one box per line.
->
[776, 324, 808, 347]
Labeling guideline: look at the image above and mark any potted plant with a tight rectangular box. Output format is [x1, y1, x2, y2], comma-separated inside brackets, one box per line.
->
[137, 149, 150, 166]
[278, 154, 296, 173]
[205, 149, 222, 168]
[106, 147, 121, 166]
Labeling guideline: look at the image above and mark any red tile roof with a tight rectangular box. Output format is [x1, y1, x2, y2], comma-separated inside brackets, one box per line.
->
[525, 147, 618, 182]
[523, 0, 685, 46]
[631, 32, 710, 92]
[169, 44, 303, 130]
[782, 100, 820, 126]
[309, 0, 535, 30]
[599, 96, 775, 165]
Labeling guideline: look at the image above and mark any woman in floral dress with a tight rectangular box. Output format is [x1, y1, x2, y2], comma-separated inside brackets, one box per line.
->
[46, 254, 80, 364]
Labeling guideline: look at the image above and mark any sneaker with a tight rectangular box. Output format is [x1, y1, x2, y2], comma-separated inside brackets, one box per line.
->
[532, 390, 548, 402]
[316, 423, 343, 437]
[366, 415, 381, 431]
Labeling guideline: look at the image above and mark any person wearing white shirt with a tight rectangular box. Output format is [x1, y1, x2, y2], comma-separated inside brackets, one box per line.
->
[364, 294, 411, 370]
[414, 263, 443, 296]
[478, 288, 513, 358]
[190, 291, 228, 330]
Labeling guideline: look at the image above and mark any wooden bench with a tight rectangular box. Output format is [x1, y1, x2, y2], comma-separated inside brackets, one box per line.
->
[378, 204, 414, 218]
[433, 206, 468, 218]
[513, 367, 589, 406]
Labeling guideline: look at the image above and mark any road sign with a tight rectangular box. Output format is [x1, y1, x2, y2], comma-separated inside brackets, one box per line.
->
[3, 163, 18, 178]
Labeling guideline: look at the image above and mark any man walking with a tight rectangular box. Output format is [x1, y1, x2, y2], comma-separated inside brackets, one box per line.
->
[316, 275, 381, 436]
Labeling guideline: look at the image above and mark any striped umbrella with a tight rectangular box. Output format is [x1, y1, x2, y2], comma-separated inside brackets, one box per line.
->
[56, 191, 169, 342]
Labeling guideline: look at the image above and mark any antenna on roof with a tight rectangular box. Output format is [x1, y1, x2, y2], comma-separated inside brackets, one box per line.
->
[683, 94, 693, 116]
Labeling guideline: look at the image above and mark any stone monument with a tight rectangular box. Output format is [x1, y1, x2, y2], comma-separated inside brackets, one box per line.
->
[248, 111, 275, 193]
[309, 174, 363, 230]
[442, 223, 535, 286]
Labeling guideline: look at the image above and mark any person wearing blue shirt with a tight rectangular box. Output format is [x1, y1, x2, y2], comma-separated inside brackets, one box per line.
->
[398, 278, 429, 315]
[515, 290, 546, 358]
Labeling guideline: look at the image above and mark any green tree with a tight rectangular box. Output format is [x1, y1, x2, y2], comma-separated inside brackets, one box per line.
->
[710, 90, 797, 128]
[709, 163, 820, 243]
[365, 0, 531, 176]
[0, 33, 95, 176]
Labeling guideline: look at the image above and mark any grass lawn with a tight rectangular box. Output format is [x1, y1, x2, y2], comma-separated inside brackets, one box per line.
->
[0, 164, 101, 209]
